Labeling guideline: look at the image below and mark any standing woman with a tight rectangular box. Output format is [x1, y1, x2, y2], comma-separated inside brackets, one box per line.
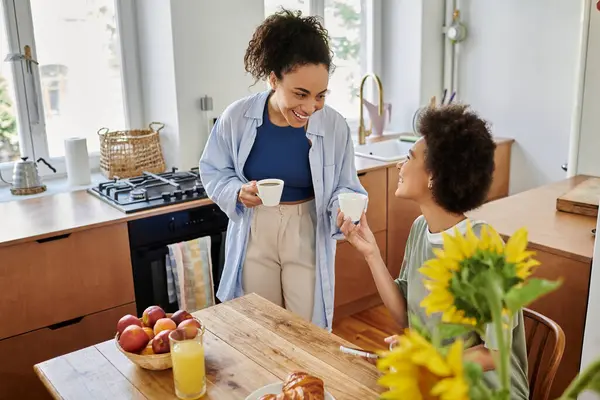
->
[199, 9, 366, 330]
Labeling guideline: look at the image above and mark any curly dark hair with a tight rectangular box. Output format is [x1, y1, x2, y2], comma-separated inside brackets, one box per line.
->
[418, 104, 496, 214]
[244, 9, 333, 81]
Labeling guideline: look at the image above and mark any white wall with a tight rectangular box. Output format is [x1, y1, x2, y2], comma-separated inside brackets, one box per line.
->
[136, 0, 180, 168]
[381, 0, 444, 133]
[169, 0, 264, 170]
[454, 0, 583, 193]
[135, 0, 264, 170]
[575, 1, 600, 177]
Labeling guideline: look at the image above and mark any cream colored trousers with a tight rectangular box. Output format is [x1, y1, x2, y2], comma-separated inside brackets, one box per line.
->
[242, 200, 317, 321]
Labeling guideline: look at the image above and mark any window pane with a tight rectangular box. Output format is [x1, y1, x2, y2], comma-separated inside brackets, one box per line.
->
[324, 0, 363, 121]
[30, 0, 126, 157]
[264, 0, 309, 17]
[0, 1, 22, 163]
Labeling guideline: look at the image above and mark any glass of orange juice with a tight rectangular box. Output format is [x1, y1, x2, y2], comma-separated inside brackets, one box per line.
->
[169, 323, 206, 399]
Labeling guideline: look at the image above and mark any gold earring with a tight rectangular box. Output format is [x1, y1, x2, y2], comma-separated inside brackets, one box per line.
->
[428, 180, 433, 190]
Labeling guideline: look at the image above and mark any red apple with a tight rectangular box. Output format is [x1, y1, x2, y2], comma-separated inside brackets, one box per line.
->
[153, 318, 176, 335]
[171, 310, 193, 326]
[119, 325, 150, 353]
[178, 318, 202, 339]
[152, 329, 172, 354]
[142, 305, 166, 328]
[116, 314, 142, 336]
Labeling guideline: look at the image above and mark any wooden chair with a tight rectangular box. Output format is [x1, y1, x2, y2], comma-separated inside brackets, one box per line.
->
[523, 307, 566, 400]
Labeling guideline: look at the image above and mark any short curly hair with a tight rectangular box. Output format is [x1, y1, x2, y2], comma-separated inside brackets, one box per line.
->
[244, 9, 333, 81]
[418, 104, 496, 214]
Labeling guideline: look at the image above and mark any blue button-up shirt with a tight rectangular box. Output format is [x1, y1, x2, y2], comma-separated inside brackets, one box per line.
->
[199, 90, 366, 330]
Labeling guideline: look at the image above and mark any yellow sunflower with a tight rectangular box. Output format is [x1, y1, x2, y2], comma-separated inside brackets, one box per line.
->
[377, 329, 469, 400]
[419, 222, 538, 324]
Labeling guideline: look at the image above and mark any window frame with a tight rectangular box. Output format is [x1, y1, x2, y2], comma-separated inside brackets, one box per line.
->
[0, 0, 142, 180]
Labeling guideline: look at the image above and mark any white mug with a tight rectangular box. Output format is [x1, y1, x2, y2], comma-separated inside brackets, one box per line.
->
[257, 179, 285, 207]
[338, 193, 368, 222]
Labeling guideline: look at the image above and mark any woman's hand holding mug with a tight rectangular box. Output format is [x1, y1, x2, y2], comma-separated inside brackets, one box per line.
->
[238, 181, 263, 208]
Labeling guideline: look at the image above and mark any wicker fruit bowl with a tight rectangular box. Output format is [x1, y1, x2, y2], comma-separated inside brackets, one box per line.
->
[115, 308, 202, 371]
[115, 333, 173, 370]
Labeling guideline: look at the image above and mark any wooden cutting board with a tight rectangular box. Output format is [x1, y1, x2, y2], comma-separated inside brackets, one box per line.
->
[556, 177, 600, 217]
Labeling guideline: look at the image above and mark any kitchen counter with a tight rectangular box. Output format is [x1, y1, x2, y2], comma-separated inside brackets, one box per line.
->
[0, 157, 393, 248]
[468, 175, 596, 263]
[0, 137, 513, 248]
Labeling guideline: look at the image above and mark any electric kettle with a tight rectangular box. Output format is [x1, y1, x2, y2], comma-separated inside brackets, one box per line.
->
[0, 157, 56, 195]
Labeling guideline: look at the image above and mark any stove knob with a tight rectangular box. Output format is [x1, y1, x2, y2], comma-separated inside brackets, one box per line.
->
[195, 185, 205, 195]
[162, 192, 172, 202]
[184, 188, 195, 197]
[173, 190, 183, 200]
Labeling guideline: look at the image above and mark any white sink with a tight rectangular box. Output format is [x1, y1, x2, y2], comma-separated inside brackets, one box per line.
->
[354, 138, 414, 162]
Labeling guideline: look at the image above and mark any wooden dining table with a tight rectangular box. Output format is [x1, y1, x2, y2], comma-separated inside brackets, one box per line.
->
[34, 294, 384, 399]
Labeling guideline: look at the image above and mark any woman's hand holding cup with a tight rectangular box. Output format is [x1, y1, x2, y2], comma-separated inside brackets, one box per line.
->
[238, 181, 263, 208]
[337, 209, 378, 259]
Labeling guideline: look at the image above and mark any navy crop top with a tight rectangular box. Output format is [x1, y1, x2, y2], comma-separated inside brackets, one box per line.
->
[243, 100, 314, 202]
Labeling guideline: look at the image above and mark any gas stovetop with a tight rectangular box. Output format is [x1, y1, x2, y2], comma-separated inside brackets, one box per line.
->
[87, 167, 208, 213]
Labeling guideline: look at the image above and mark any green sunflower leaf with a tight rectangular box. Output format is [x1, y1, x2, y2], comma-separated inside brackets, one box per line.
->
[505, 278, 562, 313]
[408, 313, 432, 342]
[464, 361, 483, 384]
[437, 323, 471, 341]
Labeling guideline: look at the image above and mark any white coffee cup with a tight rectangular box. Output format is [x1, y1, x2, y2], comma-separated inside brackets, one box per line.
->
[257, 179, 285, 207]
[338, 193, 368, 222]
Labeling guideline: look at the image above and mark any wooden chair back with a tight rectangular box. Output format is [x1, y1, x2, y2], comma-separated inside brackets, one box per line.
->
[523, 307, 566, 400]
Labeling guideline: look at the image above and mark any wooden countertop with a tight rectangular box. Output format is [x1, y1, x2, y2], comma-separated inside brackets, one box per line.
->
[468, 175, 596, 263]
[0, 191, 214, 248]
[0, 137, 513, 248]
[34, 294, 382, 399]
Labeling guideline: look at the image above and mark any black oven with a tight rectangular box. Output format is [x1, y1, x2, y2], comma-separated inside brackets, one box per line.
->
[128, 204, 229, 316]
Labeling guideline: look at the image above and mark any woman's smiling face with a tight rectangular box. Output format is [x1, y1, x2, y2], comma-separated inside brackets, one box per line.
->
[395, 138, 433, 203]
[268, 63, 329, 128]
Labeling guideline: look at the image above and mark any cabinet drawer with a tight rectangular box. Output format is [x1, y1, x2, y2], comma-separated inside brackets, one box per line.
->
[0, 223, 135, 340]
[358, 168, 387, 233]
[0, 302, 136, 400]
[334, 231, 387, 308]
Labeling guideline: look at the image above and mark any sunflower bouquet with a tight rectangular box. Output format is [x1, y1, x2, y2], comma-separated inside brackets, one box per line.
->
[376, 223, 600, 400]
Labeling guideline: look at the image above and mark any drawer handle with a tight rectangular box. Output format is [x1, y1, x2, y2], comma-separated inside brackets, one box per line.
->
[36, 233, 71, 243]
[48, 316, 84, 330]
[357, 172, 367, 177]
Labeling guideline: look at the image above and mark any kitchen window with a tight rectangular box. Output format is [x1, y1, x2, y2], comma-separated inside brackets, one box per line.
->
[264, 0, 381, 132]
[0, 0, 141, 177]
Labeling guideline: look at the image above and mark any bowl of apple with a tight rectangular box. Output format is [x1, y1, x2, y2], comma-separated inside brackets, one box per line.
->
[114, 305, 202, 370]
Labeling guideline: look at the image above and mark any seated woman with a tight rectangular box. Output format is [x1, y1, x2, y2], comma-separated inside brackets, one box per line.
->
[338, 104, 529, 399]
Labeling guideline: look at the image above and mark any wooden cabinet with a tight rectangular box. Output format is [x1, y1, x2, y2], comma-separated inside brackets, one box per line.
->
[334, 231, 387, 312]
[334, 169, 387, 318]
[357, 168, 387, 233]
[488, 139, 513, 201]
[0, 223, 135, 340]
[526, 250, 591, 400]
[0, 302, 136, 400]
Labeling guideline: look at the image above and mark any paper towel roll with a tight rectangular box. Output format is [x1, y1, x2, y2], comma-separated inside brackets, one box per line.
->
[64, 137, 91, 186]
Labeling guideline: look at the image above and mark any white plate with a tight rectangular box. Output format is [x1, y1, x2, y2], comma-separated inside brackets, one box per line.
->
[245, 382, 335, 400]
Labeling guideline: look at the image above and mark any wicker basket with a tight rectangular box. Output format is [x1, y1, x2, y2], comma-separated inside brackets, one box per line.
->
[98, 122, 166, 179]
[115, 333, 173, 370]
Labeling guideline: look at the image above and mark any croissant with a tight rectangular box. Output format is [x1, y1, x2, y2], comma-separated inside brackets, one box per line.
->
[257, 387, 314, 400]
[258, 372, 325, 400]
